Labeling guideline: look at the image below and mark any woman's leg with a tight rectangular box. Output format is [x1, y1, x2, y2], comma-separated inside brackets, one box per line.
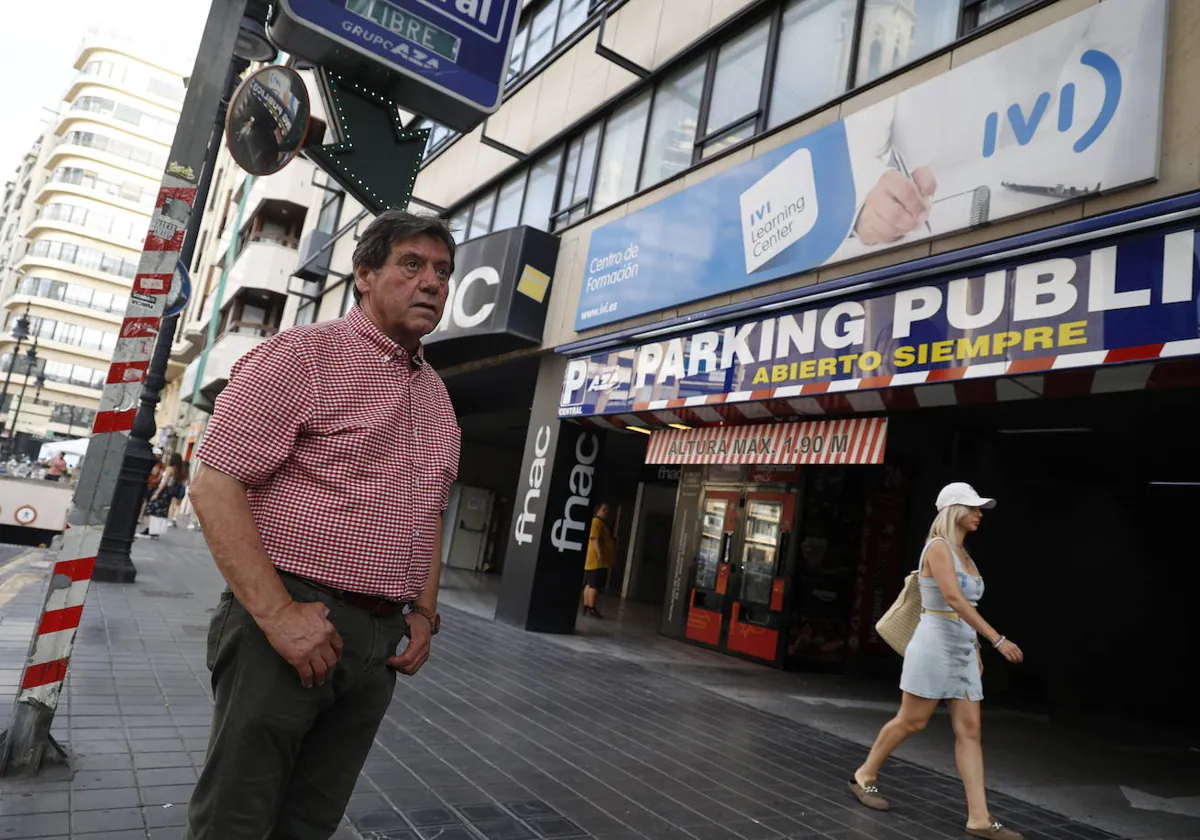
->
[948, 698, 991, 829]
[855, 692, 939, 784]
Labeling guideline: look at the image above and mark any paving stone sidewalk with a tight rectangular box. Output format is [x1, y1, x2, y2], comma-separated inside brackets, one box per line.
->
[0, 531, 1121, 840]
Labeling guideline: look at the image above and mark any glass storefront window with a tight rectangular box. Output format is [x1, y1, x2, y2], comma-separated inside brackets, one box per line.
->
[640, 60, 705, 190]
[856, 0, 959, 85]
[769, 0, 855, 128]
[592, 92, 651, 210]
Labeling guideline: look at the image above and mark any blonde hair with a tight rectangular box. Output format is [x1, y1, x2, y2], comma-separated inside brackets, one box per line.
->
[928, 503, 974, 545]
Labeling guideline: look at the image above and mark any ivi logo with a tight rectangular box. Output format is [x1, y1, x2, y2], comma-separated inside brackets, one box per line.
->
[749, 202, 771, 225]
[982, 49, 1121, 157]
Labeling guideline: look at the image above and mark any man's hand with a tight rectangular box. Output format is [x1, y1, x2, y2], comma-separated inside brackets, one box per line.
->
[258, 600, 343, 688]
[388, 614, 432, 676]
[855, 167, 937, 245]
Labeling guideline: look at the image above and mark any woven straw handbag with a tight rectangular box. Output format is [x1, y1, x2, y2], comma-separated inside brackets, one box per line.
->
[875, 570, 921, 655]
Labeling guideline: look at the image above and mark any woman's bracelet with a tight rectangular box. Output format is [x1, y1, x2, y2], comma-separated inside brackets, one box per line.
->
[992, 635, 1007, 648]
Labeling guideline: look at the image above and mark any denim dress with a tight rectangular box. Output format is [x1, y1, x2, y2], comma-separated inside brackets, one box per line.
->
[900, 538, 984, 702]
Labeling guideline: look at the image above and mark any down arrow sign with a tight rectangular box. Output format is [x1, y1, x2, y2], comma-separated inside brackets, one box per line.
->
[309, 68, 430, 216]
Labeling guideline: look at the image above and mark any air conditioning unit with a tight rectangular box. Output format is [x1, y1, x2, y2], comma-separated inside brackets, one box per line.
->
[294, 229, 332, 282]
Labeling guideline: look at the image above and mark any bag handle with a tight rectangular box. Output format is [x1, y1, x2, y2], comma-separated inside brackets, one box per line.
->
[917, 536, 948, 575]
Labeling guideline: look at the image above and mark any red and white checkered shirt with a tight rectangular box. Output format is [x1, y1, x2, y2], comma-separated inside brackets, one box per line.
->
[197, 305, 460, 602]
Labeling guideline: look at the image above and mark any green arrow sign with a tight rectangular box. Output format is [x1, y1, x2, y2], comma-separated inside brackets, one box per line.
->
[308, 68, 429, 215]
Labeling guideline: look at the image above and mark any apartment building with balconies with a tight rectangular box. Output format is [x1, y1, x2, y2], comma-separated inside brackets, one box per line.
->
[0, 39, 185, 445]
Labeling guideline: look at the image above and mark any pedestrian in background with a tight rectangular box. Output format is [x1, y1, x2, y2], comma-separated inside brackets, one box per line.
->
[184, 211, 460, 840]
[168, 457, 190, 527]
[582, 502, 615, 618]
[141, 453, 187, 538]
[45, 451, 68, 481]
[848, 483, 1025, 840]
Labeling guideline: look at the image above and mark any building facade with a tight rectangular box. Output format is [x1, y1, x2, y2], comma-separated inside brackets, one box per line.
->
[167, 0, 1199, 722]
[0, 40, 185, 448]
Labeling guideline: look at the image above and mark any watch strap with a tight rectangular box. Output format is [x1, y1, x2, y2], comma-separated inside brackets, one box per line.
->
[409, 604, 440, 634]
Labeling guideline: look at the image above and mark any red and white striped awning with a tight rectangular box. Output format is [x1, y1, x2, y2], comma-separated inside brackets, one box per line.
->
[573, 357, 1200, 432]
[645, 417, 887, 465]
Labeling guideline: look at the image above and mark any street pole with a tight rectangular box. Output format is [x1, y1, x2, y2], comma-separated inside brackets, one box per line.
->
[10, 341, 39, 441]
[93, 56, 249, 582]
[0, 0, 248, 776]
[0, 305, 32, 451]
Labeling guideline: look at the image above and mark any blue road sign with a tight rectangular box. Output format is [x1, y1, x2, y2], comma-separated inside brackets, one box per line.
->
[269, 0, 521, 131]
[166, 260, 192, 317]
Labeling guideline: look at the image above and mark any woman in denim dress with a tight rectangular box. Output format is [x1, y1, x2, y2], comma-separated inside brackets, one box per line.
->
[848, 483, 1026, 840]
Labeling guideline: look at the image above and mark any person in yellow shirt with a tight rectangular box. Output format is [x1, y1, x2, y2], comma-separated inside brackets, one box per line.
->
[583, 502, 615, 619]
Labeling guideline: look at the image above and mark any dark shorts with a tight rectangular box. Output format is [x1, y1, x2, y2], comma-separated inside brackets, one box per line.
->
[583, 568, 609, 590]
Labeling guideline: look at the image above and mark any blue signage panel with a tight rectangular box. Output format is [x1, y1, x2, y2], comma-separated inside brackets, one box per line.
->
[559, 222, 1200, 417]
[273, 0, 519, 118]
[573, 0, 1167, 331]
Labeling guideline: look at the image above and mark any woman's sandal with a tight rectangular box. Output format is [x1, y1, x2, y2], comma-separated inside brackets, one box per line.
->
[847, 777, 890, 811]
[966, 819, 1023, 840]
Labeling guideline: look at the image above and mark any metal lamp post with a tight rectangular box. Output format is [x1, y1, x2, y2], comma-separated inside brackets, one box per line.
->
[1, 304, 33, 454]
[93, 54, 253, 583]
[10, 341, 41, 443]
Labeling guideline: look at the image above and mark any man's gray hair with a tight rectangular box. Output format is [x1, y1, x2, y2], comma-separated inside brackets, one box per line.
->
[351, 210, 457, 302]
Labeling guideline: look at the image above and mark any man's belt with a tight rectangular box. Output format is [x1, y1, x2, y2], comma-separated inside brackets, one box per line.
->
[283, 571, 411, 619]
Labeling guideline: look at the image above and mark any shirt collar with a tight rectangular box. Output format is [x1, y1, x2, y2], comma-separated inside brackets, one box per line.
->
[344, 304, 427, 367]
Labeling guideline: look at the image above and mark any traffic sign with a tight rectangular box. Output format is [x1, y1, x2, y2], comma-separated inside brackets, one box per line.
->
[308, 68, 429, 215]
[166, 260, 192, 317]
[268, 0, 521, 132]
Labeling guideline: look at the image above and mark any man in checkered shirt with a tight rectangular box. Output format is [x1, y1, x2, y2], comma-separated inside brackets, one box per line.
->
[185, 211, 461, 840]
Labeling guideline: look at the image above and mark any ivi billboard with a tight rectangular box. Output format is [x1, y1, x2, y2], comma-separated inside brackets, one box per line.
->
[573, 0, 1169, 331]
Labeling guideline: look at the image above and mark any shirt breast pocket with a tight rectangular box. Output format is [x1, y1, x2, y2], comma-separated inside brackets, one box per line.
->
[305, 422, 376, 470]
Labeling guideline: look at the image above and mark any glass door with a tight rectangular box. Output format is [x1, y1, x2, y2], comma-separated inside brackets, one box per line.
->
[686, 489, 739, 647]
[695, 497, 730, 591]
[739, 499, 783, 605]
[725, 490, 797, 664]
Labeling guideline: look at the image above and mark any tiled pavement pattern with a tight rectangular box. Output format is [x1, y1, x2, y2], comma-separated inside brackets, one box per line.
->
[0, 531, 1122, 840]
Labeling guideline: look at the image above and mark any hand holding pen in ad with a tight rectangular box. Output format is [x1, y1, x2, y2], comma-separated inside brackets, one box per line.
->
[854, 147, 937, 246]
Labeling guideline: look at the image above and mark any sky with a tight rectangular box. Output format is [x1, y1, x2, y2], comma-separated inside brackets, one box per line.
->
[0, 0, 213, 180]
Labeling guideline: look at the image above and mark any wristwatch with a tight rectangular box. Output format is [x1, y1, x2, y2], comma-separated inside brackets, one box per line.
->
[408, 605, 440, 635]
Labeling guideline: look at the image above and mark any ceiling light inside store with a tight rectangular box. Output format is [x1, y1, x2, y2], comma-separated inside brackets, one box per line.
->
[668, 423, 691, 430]
[1147, 481, 1200, 486]
[627, 426, 652, 435]
[996, 427, 1094, 434]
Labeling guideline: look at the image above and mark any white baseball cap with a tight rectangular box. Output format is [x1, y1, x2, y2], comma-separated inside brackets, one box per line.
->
[936, 482, 996, 511]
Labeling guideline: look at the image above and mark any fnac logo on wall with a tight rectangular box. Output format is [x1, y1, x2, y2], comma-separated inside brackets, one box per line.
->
[982, 49, 1121, 157]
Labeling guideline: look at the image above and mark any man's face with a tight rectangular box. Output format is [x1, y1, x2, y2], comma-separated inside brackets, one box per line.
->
[355, 235, 452, 348]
